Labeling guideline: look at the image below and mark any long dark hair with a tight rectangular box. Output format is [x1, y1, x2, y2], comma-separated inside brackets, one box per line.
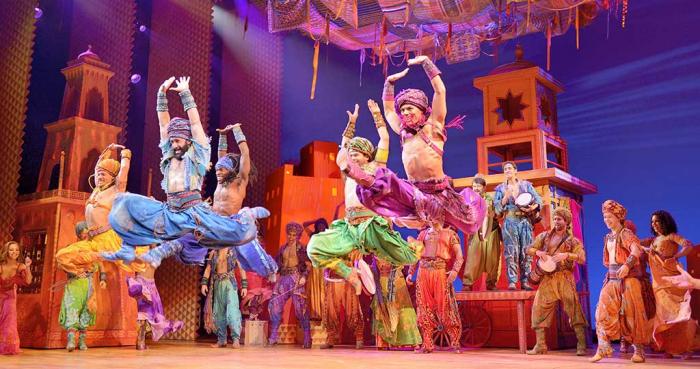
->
[650, 210, 678, 236]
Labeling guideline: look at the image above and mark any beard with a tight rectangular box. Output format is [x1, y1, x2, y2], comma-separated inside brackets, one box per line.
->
[173, 145, 190, 160]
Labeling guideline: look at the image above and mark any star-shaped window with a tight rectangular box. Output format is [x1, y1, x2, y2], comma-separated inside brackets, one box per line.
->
[493, 90, 528, 126]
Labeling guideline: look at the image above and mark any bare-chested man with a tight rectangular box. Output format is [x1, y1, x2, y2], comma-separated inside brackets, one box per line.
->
[407, 223, 463, 354]
[201, 247, 247, 348]
[307, 101, 420, 294]
[103, 76, 261, 263]
[341, 56, 485, 235]
[140, 123, 275, 277]
[55, 143, 144, 350]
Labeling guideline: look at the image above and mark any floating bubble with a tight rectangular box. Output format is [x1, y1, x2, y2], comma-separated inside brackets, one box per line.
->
[139, 25, 147, 32]
[130, 74, 142, 84]
[34, 8, 43, 19]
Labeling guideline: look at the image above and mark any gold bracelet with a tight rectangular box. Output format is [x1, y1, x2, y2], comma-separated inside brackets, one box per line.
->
[121, 149, 132, 160]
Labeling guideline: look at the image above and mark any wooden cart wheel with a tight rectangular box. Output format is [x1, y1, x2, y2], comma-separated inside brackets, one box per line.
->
[432, 323, 452, 348]
[459, 302, 492, 348]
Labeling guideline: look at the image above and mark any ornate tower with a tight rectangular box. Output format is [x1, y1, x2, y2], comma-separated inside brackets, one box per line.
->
[14, 47, 137, 348]
[454, 46, 597, 350]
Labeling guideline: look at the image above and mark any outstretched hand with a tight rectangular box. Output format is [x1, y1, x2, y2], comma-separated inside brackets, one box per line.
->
[107, 143, 126, 151]
[159, 77, 175, 93]
[367, 99, 381, 115]
[386, 68, 409, 83]
[663, 265, 698, 290]
[170, 76, 190, 93]
[216, 123, 241, 133]
[347, 104, 359, 123]
[407, 55, 429, 66]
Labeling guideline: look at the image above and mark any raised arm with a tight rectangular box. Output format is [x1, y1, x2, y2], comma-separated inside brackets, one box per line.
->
[217, 124, 250, 184]
[368, 99, 389, 168]
[157, 77, 176, 142]
[170, 76, 208, 147]
[383, 68, 409, 134]
[408, 56, 446, 127]
[105, 144, 131, 192]
[336, 104, 359, 171]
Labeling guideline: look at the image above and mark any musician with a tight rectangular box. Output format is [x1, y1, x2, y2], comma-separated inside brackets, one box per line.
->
[525, 208, 588, 356]
[493, 161, 542, 290]
[267, 222, 311, 348]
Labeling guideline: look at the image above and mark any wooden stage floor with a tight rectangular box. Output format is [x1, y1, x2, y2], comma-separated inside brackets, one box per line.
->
[2, 342, 695, 369]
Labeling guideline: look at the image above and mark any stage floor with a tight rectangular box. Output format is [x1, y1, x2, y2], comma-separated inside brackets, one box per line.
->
[2, 342, 695, 369]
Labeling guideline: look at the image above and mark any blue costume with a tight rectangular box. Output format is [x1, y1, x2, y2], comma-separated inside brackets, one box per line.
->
[493, 179, 542, 287]
[103, 91, 259, 263]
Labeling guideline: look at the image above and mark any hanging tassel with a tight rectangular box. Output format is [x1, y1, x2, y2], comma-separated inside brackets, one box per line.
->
[546, 23, 552, 71]
[359, 49, 366, 86]
[445, 22, 453, 56]
[310, 40, 320, 100]
[325, 16, 330, 45]
[575, 5, 580, 49]
[526, 0, 531, 30]
[621, 0, 629, 28]
[404, 0, 410, 26]
[383, 55, 389, 78]
[403, 42, 409, 65]
[378, 16, 387, 65]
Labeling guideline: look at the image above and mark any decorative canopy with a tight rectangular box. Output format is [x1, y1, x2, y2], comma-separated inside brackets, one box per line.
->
[266, 0, 621, 65]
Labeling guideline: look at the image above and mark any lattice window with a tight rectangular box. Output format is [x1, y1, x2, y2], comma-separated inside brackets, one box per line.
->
[18, 230, 47, 294]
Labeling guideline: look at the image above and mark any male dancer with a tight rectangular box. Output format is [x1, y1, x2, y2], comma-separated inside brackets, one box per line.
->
[342, 56, 485, 236]
[104, 77, 260, 262]
[201, 247, 246, 348]
[526, 208, 588, 356]
[591, 200, 651, 363]
[407, 223, 463, 353]
[308, 101, 420, 294]
[267, 223, 311, 348]
[140, 122, 275, 279]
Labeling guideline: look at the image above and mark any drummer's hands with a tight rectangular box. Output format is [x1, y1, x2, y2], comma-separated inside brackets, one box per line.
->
[535, 250, 547, 258]
[552, 253, 568, 263]
[617, 264, 630, 279]
[446, 270, 458, 283]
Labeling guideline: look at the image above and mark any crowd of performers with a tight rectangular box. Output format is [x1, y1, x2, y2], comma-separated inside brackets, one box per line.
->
[0, 60, 698, 363]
